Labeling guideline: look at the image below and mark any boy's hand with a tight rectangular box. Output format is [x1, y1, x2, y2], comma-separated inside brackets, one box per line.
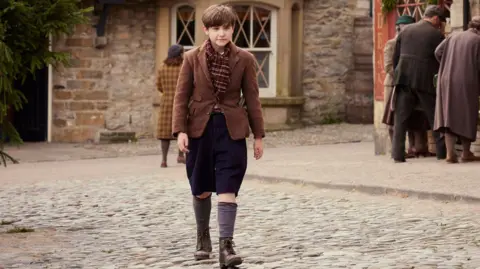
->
[177, 132, 189, 153]
[253, 138, 263, 160]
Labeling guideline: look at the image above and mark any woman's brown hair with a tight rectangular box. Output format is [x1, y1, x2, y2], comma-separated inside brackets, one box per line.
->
[163, 56, 183, 66]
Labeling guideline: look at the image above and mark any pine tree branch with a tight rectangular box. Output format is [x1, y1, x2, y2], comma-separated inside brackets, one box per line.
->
[0, 150, 19, 167]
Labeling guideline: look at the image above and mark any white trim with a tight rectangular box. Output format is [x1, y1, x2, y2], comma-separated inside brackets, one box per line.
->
[233, 5, 277, 97]
[250, 6, 254, 47]
[244, 47, 273, 52]
[171, 3, 196, 50]
[47, 34, 53, 142]
[267, 9, 277, 98]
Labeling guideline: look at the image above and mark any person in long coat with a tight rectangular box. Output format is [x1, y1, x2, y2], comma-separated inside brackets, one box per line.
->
[391, 5, 447, 162]
[382, 15, 431, 158]
[434, 16, 480, 163]
[156, 44, 185, 167]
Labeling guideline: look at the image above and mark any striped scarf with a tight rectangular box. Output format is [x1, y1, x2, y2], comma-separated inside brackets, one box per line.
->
[205, 39, 231, 102]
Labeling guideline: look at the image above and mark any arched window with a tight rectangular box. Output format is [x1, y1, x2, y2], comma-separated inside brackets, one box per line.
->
[231, 4, 277, 97]
[171, 4, 196, 50]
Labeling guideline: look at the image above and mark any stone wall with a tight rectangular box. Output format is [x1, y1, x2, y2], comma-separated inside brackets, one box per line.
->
[52, 2, 156, 142]
[302, 0, 373, 125]
[354, 0, 371, 17]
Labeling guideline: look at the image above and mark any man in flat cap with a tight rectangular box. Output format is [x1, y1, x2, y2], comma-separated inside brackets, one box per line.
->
[391, 5, 447, 162]
[383, 15, 431, 158]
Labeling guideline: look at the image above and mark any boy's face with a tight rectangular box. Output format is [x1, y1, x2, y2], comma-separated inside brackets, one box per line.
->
[204, 25, 234, 49]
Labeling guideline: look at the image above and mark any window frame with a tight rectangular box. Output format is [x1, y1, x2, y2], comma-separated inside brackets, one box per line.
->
[228, 2, 279, 97]
[170, 3, 278, 97]
[230, 3, 278, 97]
[171, 3, 196, 50]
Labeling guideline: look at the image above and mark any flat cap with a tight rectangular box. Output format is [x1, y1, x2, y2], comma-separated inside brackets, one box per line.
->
[396, 15, 416, 25]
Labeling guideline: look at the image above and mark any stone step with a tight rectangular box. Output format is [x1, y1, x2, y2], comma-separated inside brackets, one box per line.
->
[345, 104, 374, 124]
[354, 17, 373, 27]
[97, 131, 137, 144]
[354, 54, 373, 65]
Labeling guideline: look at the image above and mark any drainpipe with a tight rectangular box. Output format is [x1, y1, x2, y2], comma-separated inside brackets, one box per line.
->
[464, 0, 470, 30]
[369, 0, 373, 17]
[94, 0, 126, 48]
[95, 4, 109, 49]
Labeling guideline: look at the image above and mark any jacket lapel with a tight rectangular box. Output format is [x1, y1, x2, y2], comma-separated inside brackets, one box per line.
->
[197, 45, 214, 89]
[228, 42, 240, 72]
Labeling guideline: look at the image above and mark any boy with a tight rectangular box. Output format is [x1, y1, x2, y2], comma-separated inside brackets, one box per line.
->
[171, 4, 265, 269]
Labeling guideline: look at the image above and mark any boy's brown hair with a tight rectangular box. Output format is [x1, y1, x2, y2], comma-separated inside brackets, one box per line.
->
[202, 4, 236, 28]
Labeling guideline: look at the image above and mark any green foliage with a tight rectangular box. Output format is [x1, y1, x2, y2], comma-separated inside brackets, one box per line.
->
[0, 0, 92, 166]
[381, 0, 397, 15]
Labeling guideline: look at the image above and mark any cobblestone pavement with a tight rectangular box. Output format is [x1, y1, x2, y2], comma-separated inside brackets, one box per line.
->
[89, 123, 373, 155]
[246, 142, 480, 202]
[2, 157, 480, 269]
[3, 124, 373, 163]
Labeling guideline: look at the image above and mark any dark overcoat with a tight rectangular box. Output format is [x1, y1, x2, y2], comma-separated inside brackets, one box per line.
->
[393, 20, 444, 95]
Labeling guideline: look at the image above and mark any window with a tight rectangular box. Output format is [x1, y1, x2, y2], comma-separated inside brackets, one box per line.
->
[232, 5, 277, 97]
[396, 1, 451, 23]
[396, 0, 426, 21]
[171, 4, 196, 50]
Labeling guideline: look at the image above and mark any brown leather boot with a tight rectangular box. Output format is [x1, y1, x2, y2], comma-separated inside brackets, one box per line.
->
[219, 237, 243, 268]
[194, 228, 212, 260]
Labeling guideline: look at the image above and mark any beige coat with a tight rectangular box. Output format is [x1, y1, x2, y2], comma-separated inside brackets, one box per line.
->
[156, 64, 181, 140]
[382, 38, 396, 126]
[383, 38, 396, 90]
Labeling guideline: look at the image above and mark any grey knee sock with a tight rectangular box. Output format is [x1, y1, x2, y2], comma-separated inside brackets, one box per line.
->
[217, 202, 237, 238]
[193, 195, 211, 232]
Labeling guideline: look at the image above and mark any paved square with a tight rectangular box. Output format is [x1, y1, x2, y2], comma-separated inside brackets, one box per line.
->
[1, 156, 480, 268]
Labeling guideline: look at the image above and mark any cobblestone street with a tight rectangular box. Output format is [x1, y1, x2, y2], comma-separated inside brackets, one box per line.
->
[2, 157, 480, 269]
[3, 124, 373, 163]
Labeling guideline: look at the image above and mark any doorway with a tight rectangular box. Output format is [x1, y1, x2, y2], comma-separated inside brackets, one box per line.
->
[13, 67, 49, 142]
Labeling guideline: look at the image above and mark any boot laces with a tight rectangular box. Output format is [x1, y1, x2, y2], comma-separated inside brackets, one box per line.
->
[197, 229, 210, 250]
[223, 239, 237, 255]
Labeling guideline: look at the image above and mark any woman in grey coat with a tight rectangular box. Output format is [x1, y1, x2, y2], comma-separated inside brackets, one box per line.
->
[434, 16, 480, 163]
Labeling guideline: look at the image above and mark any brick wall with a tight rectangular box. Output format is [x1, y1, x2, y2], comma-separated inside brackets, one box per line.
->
[51, 3, 156, 142]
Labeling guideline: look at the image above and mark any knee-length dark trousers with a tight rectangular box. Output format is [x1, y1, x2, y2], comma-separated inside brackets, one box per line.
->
[392, 87, 447, 160]
[186, 113, 247, 196]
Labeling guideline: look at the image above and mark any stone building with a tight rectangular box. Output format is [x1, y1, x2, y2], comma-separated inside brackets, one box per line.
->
[373, 0, 480, 155]
[13, 0, 374, 143]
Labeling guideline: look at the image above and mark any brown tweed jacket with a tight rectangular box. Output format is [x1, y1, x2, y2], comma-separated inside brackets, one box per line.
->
[172, 42, 265, 140]
[156, 64, 181, 140]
